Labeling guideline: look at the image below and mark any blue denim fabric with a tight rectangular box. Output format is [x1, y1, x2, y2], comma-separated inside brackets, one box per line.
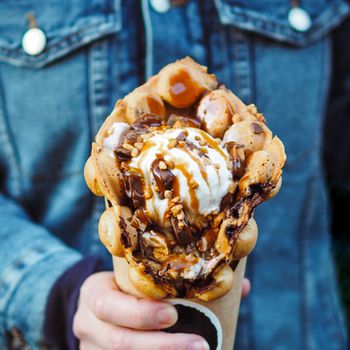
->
[0, 0, 348, 349]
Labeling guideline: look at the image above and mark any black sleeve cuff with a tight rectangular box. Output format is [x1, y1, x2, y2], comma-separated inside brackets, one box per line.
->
[43, 255, 107, 350]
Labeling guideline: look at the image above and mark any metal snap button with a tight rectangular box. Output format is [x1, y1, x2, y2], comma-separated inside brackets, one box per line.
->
[22, 27, 47, 56]
[150, 0, 171, 13]
[288, 7, 312, 32]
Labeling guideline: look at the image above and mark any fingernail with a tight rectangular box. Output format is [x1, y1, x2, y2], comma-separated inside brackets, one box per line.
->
[156, 306, 178, 326]
[189, 340, 210, 350]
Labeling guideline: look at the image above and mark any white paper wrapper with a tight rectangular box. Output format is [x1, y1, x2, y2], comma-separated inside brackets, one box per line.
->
[112, 256, 246, 350]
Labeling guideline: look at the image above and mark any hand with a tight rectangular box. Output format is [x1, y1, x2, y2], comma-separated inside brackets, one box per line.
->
[73, 272, 209, 350]
[73, 272, 251, 350]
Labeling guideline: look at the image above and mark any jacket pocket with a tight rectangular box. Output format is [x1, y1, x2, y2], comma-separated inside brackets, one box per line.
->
[215, 0, 349, 46]
[0, 0, 121, 68]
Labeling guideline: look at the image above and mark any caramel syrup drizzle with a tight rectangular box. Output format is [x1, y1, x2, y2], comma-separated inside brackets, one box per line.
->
[196, 129, 227, 159]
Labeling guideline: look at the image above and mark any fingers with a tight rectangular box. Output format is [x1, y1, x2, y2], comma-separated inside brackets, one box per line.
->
[90, 289, 178, 330]
[92, 322, 209, 350]
[74, 286, 209, 350]
[83, 272, 178, 330]
[242, 278, 251, 298]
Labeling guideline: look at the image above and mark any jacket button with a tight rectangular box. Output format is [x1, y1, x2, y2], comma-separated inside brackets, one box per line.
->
[288, 7, 312, 32]
[22, 27, 47, 56]
[150, 0, 171, 13]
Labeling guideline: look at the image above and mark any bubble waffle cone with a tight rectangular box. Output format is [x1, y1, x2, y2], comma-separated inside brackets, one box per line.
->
[85, 57, 286, 348]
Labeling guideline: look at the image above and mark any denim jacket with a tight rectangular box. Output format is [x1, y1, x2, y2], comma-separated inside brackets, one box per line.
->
[0, 1, 348, 349]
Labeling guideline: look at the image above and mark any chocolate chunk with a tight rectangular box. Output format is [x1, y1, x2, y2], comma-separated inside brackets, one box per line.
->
[220, 192, 234, 211]
[225, 141, 245, 178]
[170, 216, 194, 246]
[151, 159, 175, 199]
[115, 147, 132, 163]
[133, 114, 163, 129]
[120, 217, 131, 248]
[251, 122, 264, 134]
[232, 156, 245, 178]
[123, 172, 145, 208]
[122, 129, 144, 144]
[131, 208, 151, 231]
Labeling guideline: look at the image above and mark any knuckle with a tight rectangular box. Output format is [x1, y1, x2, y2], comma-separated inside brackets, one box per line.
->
[72, 313, 84, 339]
[92, 295, 108, 320]
[163, 342, 181, 350]
[130, 299, 151, 328]
[110, 329, 131, 350]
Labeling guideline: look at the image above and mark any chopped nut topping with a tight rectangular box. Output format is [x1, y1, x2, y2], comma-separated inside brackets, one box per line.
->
[96, 147, 102, 153]
[201, 147, 208, 154]
[172, 196, 180, 203]
[159, 161, 167, 170]
[178, 221, 185, 229]
[213, 212, 225, 228]
[168, 139, 177, 148]
[171, 204, 183, 216]
[227, 162, 233, 170]
[145, 189, 153, 199]
[131, 148, 139, 157]
[134, 142, 143, 150]
[195, 135, 201, 141]
[247, 104, 258, 115]
[199, 140, 206, 146]
[232, 113, 241, 124]
[177, 211, 185, 220]
[228, 182, 236, 193]
[178, 140, 186, 147]
[189, 178, 198, 189]
[166, 160, 175, 169]
[256, 112, 265, 123]
[123, 143, 134, 151]
[164, 190, 172, 199]
[107, 126, 114, 136]
[214, 163, 221, 169]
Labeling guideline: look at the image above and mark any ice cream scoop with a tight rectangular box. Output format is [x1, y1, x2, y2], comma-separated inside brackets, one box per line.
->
[127, 127, 232, 228]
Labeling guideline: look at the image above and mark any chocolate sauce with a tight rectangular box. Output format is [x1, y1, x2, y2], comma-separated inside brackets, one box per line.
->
[151, 159, 175, 199]
[251, 122, 264, 134]
[123, 172, 145, 208]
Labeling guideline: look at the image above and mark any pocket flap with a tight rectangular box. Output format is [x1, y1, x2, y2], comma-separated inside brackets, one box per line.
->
[215, 0, 349, 46]
[0, 1, 121, 68]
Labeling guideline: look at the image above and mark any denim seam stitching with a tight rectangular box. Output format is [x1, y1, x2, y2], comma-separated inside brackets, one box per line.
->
[141, 0, 154, 79]
[0, 242, 80, 333]
[0, 67, 23, 196]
